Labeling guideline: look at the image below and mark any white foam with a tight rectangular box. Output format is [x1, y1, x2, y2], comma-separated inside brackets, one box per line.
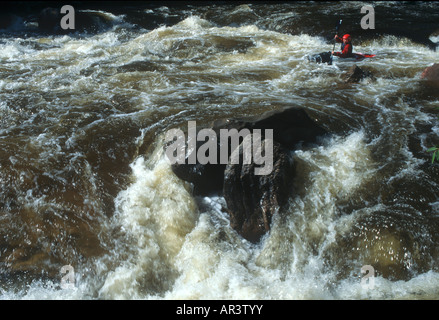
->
[115, 131, 376, 300]
[1, 7, 439, 300]
[98, 154, 198, 299]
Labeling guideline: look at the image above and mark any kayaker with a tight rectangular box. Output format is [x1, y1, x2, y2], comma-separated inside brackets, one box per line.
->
[332, 34, 354, 58]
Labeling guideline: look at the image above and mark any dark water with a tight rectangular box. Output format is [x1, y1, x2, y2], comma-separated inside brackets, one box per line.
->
[1, 1, 439, 299]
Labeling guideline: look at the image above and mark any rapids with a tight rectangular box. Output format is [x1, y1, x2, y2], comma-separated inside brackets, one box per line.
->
[1, 2, 439, 300]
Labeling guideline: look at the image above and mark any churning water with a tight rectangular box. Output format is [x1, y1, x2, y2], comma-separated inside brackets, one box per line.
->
[1, 1, 439, 300]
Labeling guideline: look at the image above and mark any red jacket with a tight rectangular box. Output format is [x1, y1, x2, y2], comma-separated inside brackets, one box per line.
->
[334, 36, 353, 58]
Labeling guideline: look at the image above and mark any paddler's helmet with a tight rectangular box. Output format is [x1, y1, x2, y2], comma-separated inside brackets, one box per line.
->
[342, 34, 351, 41]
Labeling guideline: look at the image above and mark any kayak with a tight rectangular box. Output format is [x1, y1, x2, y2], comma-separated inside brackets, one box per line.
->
[333, 52, 376, 62]
[307, 51, 332, 64]
[308, 51, 376, 64]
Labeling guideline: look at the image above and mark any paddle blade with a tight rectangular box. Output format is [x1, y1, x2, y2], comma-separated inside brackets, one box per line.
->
[335, 19, 342, 32]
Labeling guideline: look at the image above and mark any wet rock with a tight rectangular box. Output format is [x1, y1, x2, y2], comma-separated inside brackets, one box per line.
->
[240, 107, 327, 149]
[169, 107, 327, 242]
[223, 138, 294, 243]
[37, 7, 113, 33]
[344, 65, 374, 83]
[170, 107, 326, 196]
[420, 63, 439, 88]
[170, 141, 226, 197]
[421, 63, 439, 81]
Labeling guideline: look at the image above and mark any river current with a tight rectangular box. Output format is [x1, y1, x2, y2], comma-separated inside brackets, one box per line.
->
[1, 1, 439, 299]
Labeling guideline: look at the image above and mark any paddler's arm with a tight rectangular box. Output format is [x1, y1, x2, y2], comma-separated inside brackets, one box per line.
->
[334, 35, 343, 43]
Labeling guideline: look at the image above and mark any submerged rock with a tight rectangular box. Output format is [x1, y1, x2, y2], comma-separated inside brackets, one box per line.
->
[344, 65, 374, 83]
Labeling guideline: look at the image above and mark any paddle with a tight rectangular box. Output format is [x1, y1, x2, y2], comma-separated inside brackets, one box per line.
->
[333, 19, 343, 52]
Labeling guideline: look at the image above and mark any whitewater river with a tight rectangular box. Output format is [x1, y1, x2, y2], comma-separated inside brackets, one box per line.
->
[1, 1, 439, 299]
